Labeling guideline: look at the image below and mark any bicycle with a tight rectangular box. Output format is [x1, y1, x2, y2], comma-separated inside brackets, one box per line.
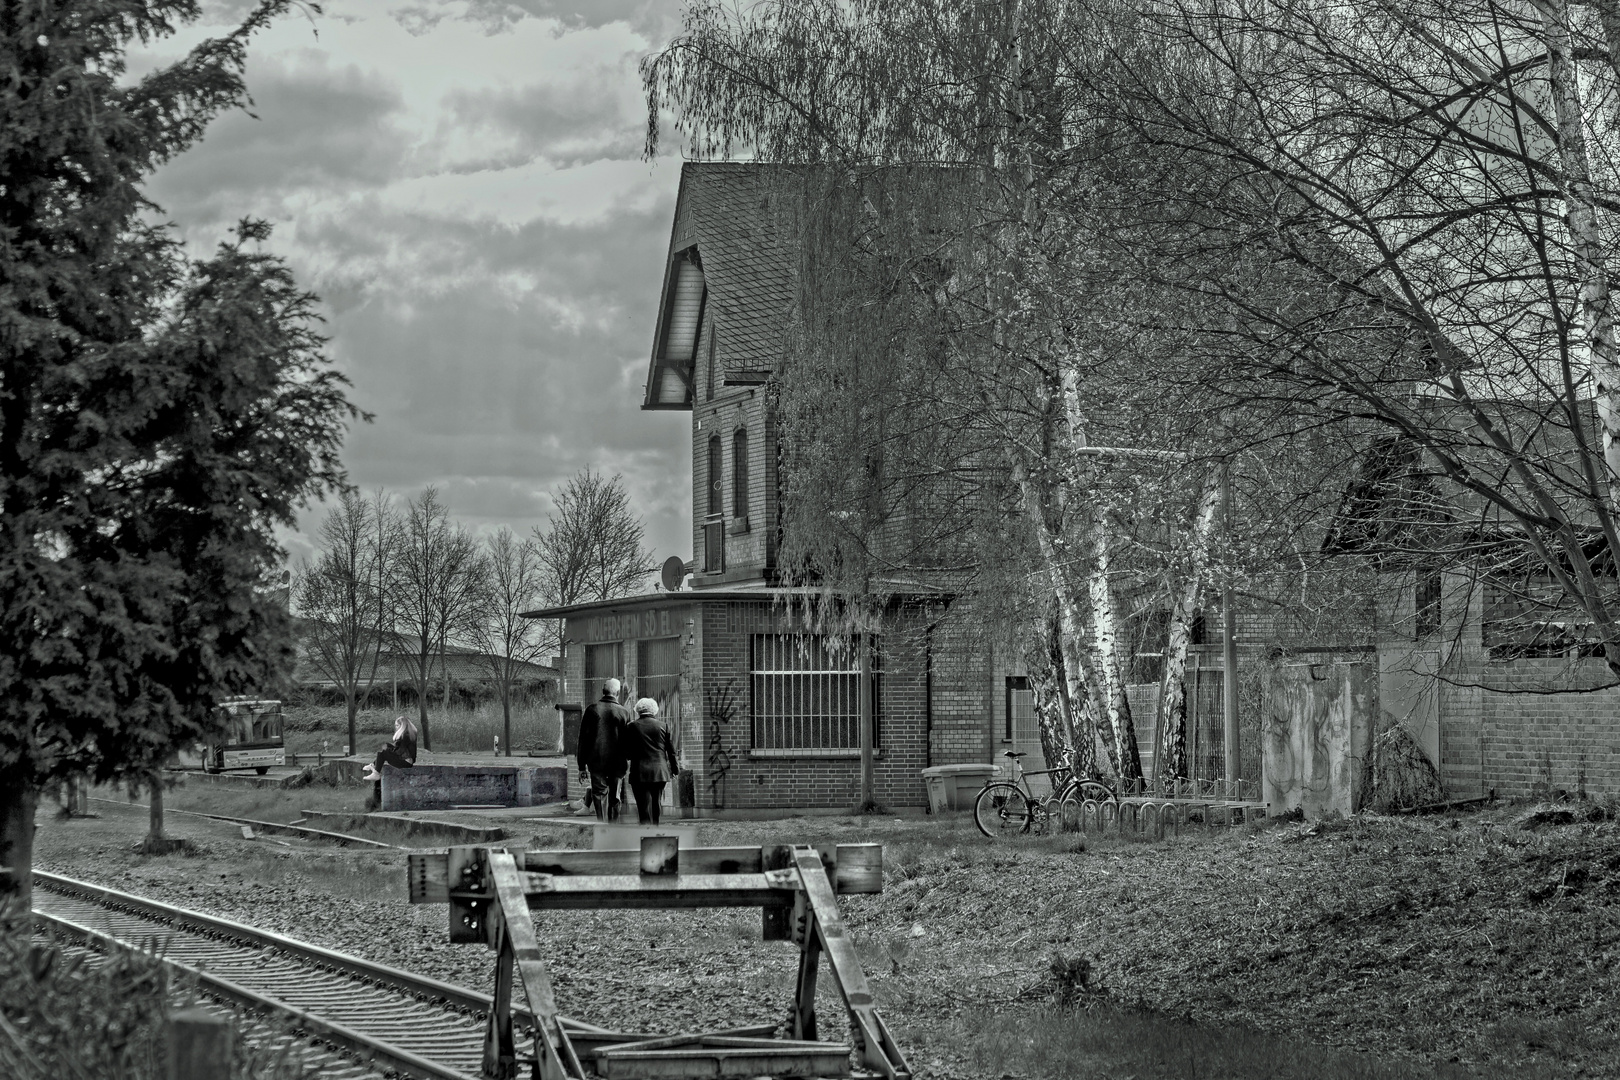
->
[973, 751, 1116, 839]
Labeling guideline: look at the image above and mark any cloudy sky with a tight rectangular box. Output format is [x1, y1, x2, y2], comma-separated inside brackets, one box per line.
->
[131, 0, 695, 568]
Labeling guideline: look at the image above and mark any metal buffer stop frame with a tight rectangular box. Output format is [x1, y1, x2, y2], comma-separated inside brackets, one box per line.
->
[408, 839, 911, 1080]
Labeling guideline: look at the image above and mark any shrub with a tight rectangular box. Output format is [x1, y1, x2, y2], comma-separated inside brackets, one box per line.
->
[1, 910, 315, 1080]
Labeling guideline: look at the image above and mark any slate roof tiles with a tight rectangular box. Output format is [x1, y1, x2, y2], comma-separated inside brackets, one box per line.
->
[673, 162, 802, 376]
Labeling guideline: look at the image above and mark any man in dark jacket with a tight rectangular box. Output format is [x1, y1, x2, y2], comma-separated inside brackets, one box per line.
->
[578, 678, 631, 820]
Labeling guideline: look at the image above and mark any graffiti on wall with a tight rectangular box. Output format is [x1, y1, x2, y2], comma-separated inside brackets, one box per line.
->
[705, 678, 740, 810]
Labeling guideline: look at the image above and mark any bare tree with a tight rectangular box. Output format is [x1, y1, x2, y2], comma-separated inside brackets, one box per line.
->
[1094, 0, 1620, 680]
[468, 528, 549, 755]
[532, 468, 653, 656]
[296, 490, 393, 758]
[393, 488, 482, 749]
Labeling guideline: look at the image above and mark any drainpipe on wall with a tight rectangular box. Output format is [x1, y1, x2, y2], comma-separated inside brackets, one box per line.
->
[923, 624, 933, 769]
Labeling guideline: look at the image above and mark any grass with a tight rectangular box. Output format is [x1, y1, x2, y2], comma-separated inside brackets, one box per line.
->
[283, 703, 562, 757]
[33, 788, 1620, 1079]
[936, 1002, 1573, 1080]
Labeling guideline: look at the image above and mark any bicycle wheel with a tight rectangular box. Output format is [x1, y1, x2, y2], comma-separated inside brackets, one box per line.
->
[974, 783, 1033, 838]
[1071, 778, 1117, 804]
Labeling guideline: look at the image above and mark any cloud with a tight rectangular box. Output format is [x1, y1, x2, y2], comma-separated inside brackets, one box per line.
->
[442, 75, 645, 169]
[450, 0, 683, 38]
[146, 52, 409, 224]
[136, 0, 696, 572]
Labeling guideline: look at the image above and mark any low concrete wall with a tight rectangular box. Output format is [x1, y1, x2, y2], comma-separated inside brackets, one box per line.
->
[379, 764, 567, 812]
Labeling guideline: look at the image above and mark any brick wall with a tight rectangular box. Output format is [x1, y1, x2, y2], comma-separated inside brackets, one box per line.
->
[928, 613, 992, 767]
[691, 351, 773, 582]
[681, 600, 933, 809]
[1435, 658, 1620, 799]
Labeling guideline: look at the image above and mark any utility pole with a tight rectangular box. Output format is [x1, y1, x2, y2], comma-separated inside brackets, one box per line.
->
[1221, 459, 1240, 783]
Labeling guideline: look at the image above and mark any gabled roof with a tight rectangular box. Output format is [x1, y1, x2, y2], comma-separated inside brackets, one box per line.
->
[643, 164, 801, 410]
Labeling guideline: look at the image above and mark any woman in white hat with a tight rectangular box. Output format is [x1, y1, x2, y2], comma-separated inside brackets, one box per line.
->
[620, 698, 680, 824]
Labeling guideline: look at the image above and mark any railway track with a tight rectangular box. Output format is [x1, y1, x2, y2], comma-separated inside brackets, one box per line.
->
[32, 870, 518, 1080]
[85, 795, 399, 848]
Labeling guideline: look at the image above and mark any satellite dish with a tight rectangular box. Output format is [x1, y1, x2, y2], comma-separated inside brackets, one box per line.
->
[278, 569, 292, 587]
[660, 555, 687, 592]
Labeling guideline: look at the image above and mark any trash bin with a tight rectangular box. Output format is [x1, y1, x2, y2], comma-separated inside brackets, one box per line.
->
[920, 764, 998, 812]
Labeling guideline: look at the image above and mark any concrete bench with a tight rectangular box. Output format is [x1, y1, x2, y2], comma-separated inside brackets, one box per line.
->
[380, 763, 568, 812]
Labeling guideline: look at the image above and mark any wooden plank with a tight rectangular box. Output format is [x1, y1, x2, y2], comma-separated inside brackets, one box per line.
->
[447, 846, 490, 943]
[487, 850, 572, 1080]
[593, 1033, 839, 1055]
[520, 871, 801, 910]
[523, 846, 764, 877]
[564, 1031, 649, 1054]
[483, 922, 516, 1078]
[592, 1032, 712, 1055]
[833, 843, 882, 893]
[555, 1021, 587, 1080]
[568, 1024, 781, 1055]
[701, 1037, 841, 1050]
[793, 923, 821, 1041]
[525, 842, 882, 894]
[792, 846, 909, 1079]
[556, 1016, 613, 1034]
[597, 1047, 851, 1080]
[409, 843, 886, 905]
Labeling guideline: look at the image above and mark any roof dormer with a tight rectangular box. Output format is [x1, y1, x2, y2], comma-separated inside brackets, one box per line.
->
[644, 245, 704, 410]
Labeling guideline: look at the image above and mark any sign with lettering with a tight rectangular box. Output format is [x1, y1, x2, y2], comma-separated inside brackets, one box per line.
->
[574, 606, 689, 644]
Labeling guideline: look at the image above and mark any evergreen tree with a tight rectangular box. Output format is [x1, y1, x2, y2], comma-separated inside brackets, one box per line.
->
[0, 1, 355, 908]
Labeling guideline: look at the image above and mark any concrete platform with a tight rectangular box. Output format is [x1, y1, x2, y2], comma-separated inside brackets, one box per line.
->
[332, 750, 566, 782]
[379, 761, 568, 812]
[166, 767, 304, 789]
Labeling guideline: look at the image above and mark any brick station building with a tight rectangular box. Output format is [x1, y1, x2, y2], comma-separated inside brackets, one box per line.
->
[523, 164, 1021, 813]
[525, 162, 1620, 813]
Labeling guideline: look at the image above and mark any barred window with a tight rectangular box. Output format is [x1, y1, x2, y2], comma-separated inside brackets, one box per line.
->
[583, 641, 623, 706]
[750, 634, 879, 754]
[637, 636, 684, 754]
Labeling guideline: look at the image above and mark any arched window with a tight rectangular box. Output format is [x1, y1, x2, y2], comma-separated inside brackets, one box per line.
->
[732, 428, 749, 517]
[707, 434, 723, 518]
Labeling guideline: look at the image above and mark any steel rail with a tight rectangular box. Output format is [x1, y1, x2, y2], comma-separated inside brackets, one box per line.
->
[86, 795, 399, 849]
[31, 871, 531, 1080]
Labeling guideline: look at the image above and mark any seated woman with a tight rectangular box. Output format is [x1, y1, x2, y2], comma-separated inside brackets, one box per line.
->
[363, 716, 418, 783]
